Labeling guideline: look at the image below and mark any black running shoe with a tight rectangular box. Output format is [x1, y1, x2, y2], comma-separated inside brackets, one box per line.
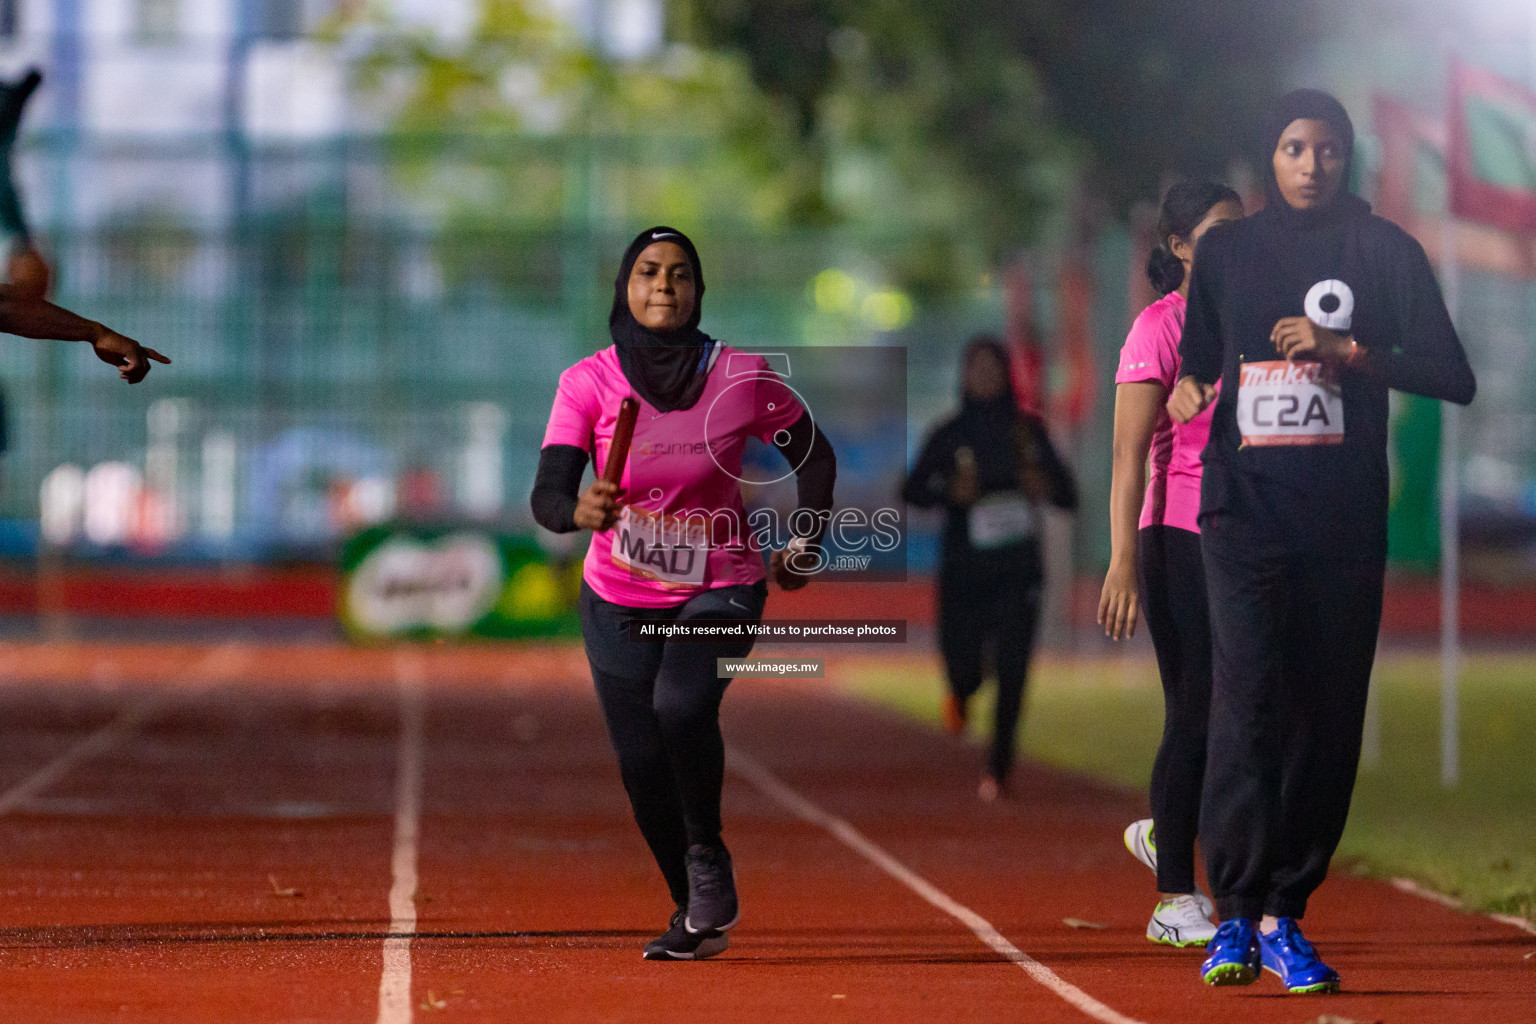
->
[643, 908, 728, 961]
[684, 843, 740, 934]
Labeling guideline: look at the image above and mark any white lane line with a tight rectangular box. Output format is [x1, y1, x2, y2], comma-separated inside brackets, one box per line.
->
[1392, 877, 1536, 936]
[376, 652, 426, 1024]
[1490, 914, 1536, 937]
[0, 642, 250, 816]
[1390, 876, 1462, 909]
[727, 748, 1148, 1024]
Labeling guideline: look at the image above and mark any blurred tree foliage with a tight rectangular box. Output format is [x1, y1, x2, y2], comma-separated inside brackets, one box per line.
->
[338, 0, 1324, 301]
[336, 2, 840, 291]
[670, 0, 1328, 217]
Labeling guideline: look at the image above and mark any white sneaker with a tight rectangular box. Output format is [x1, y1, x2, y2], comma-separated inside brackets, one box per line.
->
[1123, 819, 1216, 918]
[1124, 818, 1158, 872]
[1146, 894, 1218, 948]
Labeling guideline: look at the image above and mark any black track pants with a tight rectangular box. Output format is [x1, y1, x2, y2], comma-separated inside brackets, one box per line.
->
[1136, 525, 1213, 896]
[581, 580, 767, 908]
[938, 556, 1042, 783]
[1198, 524, 1383, 921]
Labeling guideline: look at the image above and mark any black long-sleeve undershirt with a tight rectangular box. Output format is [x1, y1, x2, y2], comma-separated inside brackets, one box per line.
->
[529, 410, 836, 539]
[773, 410, 837, 545]
[530, 443, 588, 534]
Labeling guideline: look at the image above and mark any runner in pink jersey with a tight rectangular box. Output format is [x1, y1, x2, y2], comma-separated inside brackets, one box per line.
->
[1097, 181, 1242, 948]
[1119, 288, 1212, 536]
[531, 226, 836, 961]
[542, 342, 807, 607]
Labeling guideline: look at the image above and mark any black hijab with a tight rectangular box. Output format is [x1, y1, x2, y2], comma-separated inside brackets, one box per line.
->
[955, 337, 1019, 443]
[1262, 89, 1369, 228]
[609, 226, 717, 413]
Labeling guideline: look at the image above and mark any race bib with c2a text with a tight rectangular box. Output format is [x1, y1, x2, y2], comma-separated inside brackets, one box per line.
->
[1236, 360, 1345, 447]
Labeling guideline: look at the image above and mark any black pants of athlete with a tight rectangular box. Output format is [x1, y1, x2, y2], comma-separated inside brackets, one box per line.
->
[1198, 523, 1383, 922]
[1136, 525, 1213, 896]
[938, 555, 1042, 783]
[581, 579, 767, 909]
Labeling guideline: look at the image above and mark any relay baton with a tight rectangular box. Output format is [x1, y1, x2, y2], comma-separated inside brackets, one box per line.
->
[601, 397, 640, 486]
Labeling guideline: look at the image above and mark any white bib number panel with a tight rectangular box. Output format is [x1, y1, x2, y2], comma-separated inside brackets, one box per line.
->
[1237, 361, 1345, 447]
[968, 492, 1036, 549]
[610, 505, 709, 586]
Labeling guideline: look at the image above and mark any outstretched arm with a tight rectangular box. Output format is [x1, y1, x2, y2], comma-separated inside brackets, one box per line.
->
[0, 290, 170, 382]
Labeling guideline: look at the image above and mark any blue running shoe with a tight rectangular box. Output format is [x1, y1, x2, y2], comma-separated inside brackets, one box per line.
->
[1259, 918, 1340, 994]
[1200, 918, 1260, 986]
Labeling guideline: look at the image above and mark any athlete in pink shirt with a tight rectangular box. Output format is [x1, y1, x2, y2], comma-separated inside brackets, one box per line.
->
[542, 342, 808, 607]
[1098, 181, 1242, 948]
[532, 227, 836, 962]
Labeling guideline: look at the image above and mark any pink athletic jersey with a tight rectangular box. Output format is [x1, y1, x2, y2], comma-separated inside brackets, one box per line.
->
[542, 344, 805, 608]
[1114, 291, 1214, 534]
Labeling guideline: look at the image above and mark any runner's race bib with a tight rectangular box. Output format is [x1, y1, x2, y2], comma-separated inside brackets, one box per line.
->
[968, 491, 1036, 549]
[610, 505, 709, 587]
[1237, 361, 1345, 447]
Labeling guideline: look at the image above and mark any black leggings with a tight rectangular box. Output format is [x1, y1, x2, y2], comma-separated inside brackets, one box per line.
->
[581, 580, 767, 908]
[938, 558, 1042, 783]
[1198, 523, 1383, 921]
[1136, 525, 1213, 896]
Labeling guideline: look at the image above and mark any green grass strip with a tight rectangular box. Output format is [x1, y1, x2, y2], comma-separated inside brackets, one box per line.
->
[841, 651, 1536, 922]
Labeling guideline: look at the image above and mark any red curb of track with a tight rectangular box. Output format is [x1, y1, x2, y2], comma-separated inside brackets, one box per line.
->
[4, 565, 1536, 638]
[0, 565, 338, 618]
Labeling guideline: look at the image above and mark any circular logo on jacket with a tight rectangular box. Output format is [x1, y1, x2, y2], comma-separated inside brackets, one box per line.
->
[1304, 279, 1354, 332]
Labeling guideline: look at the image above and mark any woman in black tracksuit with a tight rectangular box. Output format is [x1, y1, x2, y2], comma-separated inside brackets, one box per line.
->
[903, 337, 1077, 800]
[1170, 91, 1475, 992]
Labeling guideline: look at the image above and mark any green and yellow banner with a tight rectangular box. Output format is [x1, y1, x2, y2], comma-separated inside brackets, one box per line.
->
[340, 526, 581, 641]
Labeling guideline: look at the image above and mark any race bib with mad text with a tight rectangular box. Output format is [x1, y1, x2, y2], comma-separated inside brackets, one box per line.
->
[610, 505, 710, 588]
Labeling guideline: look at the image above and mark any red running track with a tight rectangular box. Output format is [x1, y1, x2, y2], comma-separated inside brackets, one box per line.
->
[0, 642, 1530, 1023]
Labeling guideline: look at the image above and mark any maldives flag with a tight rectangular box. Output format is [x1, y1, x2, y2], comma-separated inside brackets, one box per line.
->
[1447, 60, 1536, 233]
[1373, 93, 1444, 227]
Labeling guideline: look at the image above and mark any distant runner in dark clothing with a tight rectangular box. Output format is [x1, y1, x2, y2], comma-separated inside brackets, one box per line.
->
[1171, 89, 1475, 994]
[903, 337, 1077, 802]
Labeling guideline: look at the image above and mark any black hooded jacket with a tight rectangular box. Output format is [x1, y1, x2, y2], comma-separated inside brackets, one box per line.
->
[1179, 91, 1475, 557]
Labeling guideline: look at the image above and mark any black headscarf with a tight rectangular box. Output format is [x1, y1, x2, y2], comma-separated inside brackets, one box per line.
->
[1262, 89, 1369, 227]
[609, 226, 717, 413]
[954, 336, 1022, 463]
[957, 335, 1016, 418]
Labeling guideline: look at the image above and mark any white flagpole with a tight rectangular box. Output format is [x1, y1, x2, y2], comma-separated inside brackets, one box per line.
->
[1438, 212, 1461, 789]
[1361, 639, 1382, 770]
